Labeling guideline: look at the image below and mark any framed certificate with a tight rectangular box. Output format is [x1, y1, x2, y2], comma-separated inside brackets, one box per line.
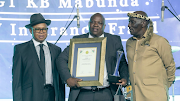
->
[68, 37, 107, 86]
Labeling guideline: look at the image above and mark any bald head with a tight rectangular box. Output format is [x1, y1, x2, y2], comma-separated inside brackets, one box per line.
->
[90, 13, 105, 24]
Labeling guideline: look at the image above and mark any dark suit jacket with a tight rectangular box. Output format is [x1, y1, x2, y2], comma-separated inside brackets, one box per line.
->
[56, 33, 128, 101]
[12, 40, 65, 101]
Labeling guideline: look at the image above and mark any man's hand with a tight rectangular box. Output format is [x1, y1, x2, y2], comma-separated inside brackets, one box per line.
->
[66, 77, 82, 88]
[115, 78, 127, 86]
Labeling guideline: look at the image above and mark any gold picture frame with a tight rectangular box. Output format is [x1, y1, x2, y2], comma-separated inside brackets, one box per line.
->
[68, 37, 107, 86]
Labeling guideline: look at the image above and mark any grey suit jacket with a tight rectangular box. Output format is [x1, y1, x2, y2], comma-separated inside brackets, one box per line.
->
[56, 33, 128, 101]
[12, 40, 65, 101]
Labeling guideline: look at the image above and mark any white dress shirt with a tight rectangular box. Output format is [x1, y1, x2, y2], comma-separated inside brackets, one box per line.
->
[32, 39, 53, 85]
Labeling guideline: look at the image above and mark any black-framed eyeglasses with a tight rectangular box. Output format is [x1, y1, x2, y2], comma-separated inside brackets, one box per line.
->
[32, 28, 48, 33]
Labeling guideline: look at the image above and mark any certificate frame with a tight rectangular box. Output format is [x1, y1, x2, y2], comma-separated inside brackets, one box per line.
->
[68, 37, 107, 86]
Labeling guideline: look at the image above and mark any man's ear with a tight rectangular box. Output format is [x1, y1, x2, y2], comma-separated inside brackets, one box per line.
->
[88, 21, 91, 30]
[29, 28, 32, 34]
[103, 24, 106, 30]
[88, 21, 90, 27]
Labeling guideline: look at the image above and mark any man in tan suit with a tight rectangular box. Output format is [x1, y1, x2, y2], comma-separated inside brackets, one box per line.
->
[126, 11, 176, 101]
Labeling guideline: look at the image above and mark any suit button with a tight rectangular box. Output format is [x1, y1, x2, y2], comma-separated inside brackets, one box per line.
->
[135, 83, 136, 85]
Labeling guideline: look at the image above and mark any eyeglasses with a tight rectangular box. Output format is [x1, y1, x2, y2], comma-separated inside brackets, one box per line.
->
[90, 21, 104, 26]
[32, 28, 48, 33]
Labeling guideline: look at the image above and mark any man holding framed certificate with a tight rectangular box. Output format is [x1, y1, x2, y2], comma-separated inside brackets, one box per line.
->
[56, 13, 129, 101]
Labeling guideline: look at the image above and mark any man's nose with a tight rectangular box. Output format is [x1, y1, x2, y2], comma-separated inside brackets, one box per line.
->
[93, 22, 99, 26]
[128, 23, 130, 27]
[39, 29, 44, 33]
[128, 23, 131, 28]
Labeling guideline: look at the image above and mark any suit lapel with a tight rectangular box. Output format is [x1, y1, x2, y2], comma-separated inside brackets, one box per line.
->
[104, 33, 112, 74]
[83, 33, 89, 38]
[47, 43, 59, 90]
[47, 43, 56, 81]
[29, 40, 44, 74]
[47, 42, 54, 71]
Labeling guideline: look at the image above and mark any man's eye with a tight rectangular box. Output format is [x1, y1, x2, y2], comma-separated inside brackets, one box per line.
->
[42, 28, 48, 30]
[35, 28, 40, 30]
[90, 21, 103, 25]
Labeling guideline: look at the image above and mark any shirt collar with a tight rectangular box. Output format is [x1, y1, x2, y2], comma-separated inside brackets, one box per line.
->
[88, 33, 104, 38]
[32, 38, 48, 47]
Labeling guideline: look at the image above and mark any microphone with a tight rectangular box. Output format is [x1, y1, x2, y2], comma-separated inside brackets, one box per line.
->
[161, 0, 165, 22]
[77, 4, 80, 28]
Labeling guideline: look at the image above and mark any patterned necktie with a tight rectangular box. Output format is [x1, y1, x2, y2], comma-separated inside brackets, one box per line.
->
[39, 44, 45, 73]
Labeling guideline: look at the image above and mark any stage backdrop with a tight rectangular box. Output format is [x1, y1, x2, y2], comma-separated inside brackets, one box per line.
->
[0, 0, 180, 100]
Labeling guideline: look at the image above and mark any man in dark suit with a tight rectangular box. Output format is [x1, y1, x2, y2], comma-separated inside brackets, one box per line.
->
[12, 13, 65, 101]
[56, 13, 128, 101]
